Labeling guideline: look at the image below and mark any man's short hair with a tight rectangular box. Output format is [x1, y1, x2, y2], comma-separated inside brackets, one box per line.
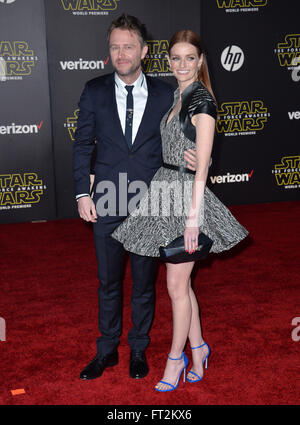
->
[107, 14, 148, 46]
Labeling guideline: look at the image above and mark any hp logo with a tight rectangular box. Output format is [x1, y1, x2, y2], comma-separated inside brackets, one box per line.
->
[221, 45, 244, 72]
[0, 0, 16, 3]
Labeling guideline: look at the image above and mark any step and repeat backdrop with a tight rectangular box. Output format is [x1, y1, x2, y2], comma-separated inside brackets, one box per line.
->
[0, 0, 299, 224]
[202, 1, 300, 205]
[0, 0, 56, 223]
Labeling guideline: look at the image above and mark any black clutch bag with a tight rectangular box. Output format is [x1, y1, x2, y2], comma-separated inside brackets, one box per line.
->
[159, 233, 213, 264]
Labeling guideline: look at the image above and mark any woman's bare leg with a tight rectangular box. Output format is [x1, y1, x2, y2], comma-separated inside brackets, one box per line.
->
[187, 281, 209, 381]
[155, 261, 194, 391]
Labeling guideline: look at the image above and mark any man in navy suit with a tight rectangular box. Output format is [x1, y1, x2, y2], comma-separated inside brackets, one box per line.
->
[73, 14, 195, 380]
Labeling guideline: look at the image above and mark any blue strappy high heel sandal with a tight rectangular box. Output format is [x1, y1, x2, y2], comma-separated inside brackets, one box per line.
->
[155, 352, 188, 392]
[186, 342, 210, 383]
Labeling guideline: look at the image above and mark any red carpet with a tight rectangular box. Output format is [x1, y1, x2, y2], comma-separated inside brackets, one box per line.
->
[0, 201, 299, 405]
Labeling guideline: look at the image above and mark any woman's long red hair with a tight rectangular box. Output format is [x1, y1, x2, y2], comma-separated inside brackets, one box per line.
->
[169, 30, 216, 102]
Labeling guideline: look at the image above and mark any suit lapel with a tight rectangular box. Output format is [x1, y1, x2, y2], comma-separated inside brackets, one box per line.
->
[131, 76, 159, 152]
[104, 74, 129, 152]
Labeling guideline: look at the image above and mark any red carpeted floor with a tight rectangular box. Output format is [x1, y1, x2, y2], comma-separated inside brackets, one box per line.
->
[0, 201, 299, 405]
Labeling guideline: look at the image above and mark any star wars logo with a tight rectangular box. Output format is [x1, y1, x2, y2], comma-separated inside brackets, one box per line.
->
[143, 40, 172, 77]
[275, 34, 300, 70]
[64, 109, 79, 141]
[0, 173, 47, 210]
[60, 0, 120, 15]
[0, 41, 38, 82]
[216, 100, 270, 136]
[216, 0, 268, 13]
[272, 156, 300, 189]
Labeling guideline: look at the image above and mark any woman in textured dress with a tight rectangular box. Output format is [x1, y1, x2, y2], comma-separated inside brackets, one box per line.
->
[112, 30, 248, 391]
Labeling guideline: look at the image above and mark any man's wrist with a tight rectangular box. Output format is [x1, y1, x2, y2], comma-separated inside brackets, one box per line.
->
[76, 193, 90, 202]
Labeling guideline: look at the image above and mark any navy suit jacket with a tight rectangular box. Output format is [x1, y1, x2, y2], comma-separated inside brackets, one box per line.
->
[73, 72, 174, 234]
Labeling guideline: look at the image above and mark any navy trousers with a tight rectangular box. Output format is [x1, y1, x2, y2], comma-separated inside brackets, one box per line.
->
[93, 232, 157, 357]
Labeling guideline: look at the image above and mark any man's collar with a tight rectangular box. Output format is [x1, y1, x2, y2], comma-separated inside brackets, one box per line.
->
[114, 71, 145, 89]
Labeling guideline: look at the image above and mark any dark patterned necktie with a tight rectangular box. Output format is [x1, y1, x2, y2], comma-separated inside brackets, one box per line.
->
[125, 85, 134, 148]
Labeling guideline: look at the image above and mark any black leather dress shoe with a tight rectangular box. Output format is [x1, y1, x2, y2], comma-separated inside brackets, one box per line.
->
[129, 350, 149, 379]
[80, 351, 118, 380]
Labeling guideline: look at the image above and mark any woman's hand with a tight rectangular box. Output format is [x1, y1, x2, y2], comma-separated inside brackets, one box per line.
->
[184, 148, 197, 171]
[184, 225, 199, 254]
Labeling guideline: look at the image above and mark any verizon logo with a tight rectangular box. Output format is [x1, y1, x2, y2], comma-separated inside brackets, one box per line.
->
[210, 170, 254, 184]
[0, 121, 43, 135]
[288, 111, 300, 120]
[59, 57, 109, 71]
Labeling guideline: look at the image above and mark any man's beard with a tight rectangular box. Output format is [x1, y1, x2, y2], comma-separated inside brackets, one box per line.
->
[114, 61, 141, 77]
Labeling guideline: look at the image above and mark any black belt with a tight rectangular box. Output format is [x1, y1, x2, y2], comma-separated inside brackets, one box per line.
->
[162, 162, 195, 175]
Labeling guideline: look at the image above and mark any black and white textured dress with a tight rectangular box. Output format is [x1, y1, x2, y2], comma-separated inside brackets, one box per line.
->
[112, 81, 248, 257]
